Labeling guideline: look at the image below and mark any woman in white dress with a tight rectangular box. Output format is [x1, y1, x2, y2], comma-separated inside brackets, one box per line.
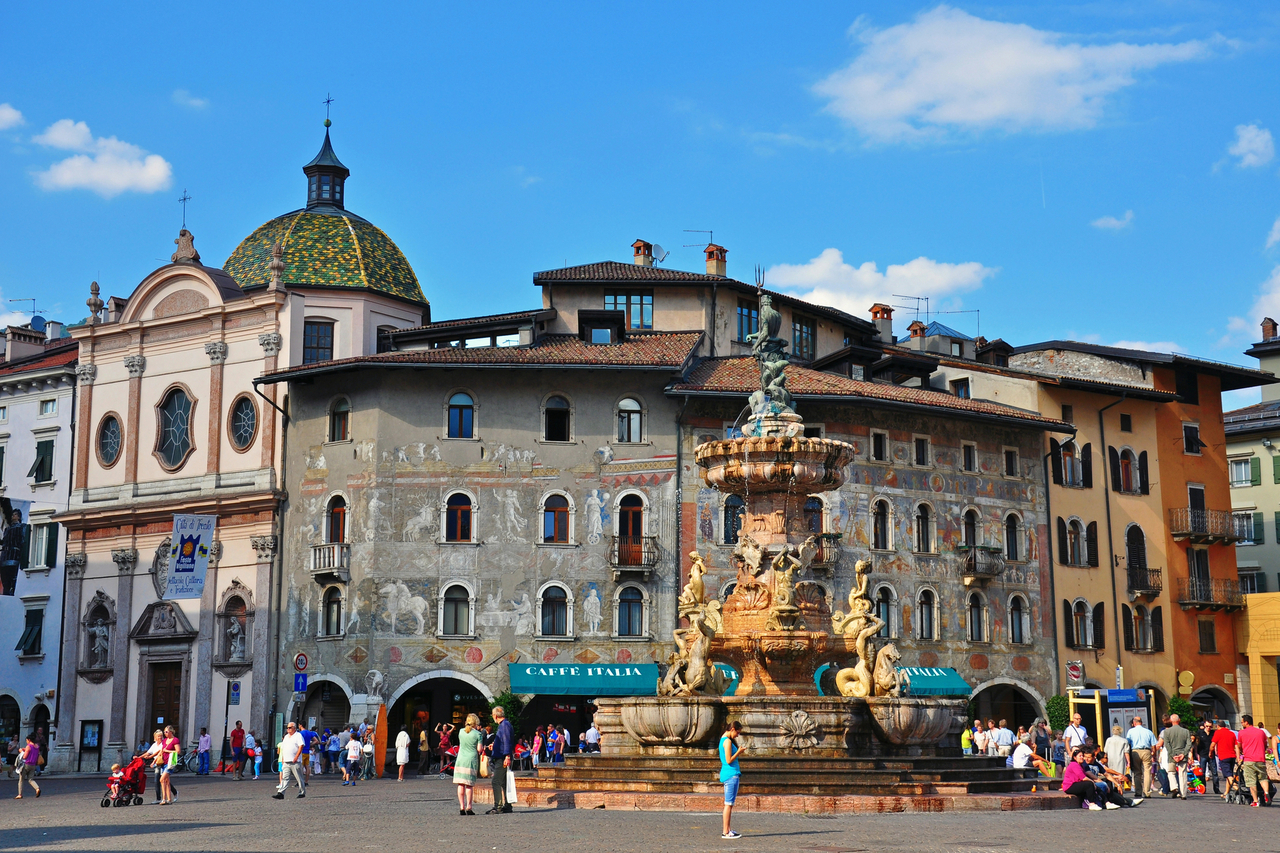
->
[395, 725, 411, 781]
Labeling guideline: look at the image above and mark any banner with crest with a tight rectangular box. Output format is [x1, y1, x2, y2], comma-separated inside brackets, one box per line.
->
[164, 514, 216, 599]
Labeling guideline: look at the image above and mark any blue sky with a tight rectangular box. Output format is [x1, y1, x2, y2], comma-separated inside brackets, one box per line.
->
[2, 2, 1279, 405]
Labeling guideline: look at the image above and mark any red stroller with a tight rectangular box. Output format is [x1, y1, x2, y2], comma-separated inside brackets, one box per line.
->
[101, 754, 147, 807]
[436, 744, 459, 779]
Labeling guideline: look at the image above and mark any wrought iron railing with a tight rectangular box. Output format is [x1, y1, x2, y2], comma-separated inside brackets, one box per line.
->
[957, 545, 1005, 580]
[1168, 508, 1247, 541]
[1176, 577, 1244, 608]
[610, 536, 659, 568]
[1126, 566, 1162, 596]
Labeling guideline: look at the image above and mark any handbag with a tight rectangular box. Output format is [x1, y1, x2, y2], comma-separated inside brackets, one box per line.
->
[480, 753, 490, 778]
[1267, 758, 1280, 783]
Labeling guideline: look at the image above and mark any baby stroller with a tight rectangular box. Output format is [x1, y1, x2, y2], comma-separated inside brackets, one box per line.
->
[1226, 762, 1253, 806]
[437, 744, 459, 779]
[101, 755, 147, 807]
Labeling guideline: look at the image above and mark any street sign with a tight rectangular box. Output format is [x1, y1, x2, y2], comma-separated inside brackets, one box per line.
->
[294, 653, 308, 672]
[229, 681, 241, 705]
[1065, 660, 1084, 688]
[294, 673, 308, 692]
[1115, 666, 1123, 689]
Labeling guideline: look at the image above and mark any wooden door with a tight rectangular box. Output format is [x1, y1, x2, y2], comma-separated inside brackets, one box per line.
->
[618, 499, 643, 565]
[150, 662, 182, 731]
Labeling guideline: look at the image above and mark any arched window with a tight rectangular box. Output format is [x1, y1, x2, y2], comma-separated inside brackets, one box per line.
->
[98, 414, 122, 467]
[1062, 441, 1079, 485]
[968, 593, 985, 642]
[1073, 600, 1090, 647]
[617, 586, 644, 637]
[448, 392, 474, 439]
[442, 585, 470, 636]
[1005, 514, 1021, 561]
[963, 509, 979, 548]
[1119, 450, 1136, 492]
[875, 586, 893, 638]
[156, 387, 194, 469]
[543, 395, 571, 442]
[326, 496, 347, 544]
[329, 398, 350, 442]
[804, 497, 824, 536]
[1126, 525, 1147, 569]
[229, 396, 257, 451]
[323, 587, 343, 637]
[873, 500, 890, 550]
[543, 495, 570, 544]
[616, 398, 643, 443]
[445, 493, 473, 542]
[541, 586, 568, 636]
[617, 494, 644, 564]
[1010, 595, 1026, 644]
[724, 495, 745, 545]
[915, 504, 932, 552]
[918, 589, 936, 640]
[1067, 520, 1083, 566]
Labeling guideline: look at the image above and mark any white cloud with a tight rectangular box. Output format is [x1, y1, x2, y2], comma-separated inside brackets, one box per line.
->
[33, 118, 172, 198]
[1267, 216, 1280, 250]
[172, 89, 208, 109]
[1228, 124, 1274, 168]
[1109, 339, 1186, 353]
[1091, 210, 1134, 230]
[766, 248, 996, 316]
[0, 103, 23, 130]
[814, 5, 1208, 141]
[1223, 266, 1280, 346]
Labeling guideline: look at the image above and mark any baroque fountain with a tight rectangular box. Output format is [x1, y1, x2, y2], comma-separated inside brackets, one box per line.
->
[528, 288, 1031, 799]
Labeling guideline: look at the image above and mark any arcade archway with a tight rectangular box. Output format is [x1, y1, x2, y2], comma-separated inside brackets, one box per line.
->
[387, 674, 490, 773]
[300, 681, 351, 733]
[1190, 686, 1238, 725]
[970, 679, 1045, 730]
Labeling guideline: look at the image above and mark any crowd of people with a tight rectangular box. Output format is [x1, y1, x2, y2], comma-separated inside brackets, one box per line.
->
[964, 711, 1280, 809]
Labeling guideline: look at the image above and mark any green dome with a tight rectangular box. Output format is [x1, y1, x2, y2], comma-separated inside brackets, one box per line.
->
[224, 209, 426, 305]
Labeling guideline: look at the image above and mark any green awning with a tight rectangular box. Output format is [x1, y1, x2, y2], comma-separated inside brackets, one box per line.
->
[901, 667, 971, 696]
[508, 662, 658, 696]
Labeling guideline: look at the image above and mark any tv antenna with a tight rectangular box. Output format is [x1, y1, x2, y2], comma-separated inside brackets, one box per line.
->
[8, 298, 46, 318]
[651, 243, 669, 263]
[683, 229, 714, 248]
[178, 189, 191, 229]
[892, 294, 929, 324]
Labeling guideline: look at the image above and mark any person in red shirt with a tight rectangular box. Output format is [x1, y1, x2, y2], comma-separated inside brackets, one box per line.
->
[1236, 715, 1270, 807]
[230, 722, 246, 780]
[1210, 722, 1237, 799]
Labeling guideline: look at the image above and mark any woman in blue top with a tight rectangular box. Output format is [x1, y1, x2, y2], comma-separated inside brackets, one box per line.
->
[719, 721, 743, 840]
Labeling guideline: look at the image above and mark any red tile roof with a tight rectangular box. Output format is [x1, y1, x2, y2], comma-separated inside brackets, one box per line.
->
[396, 309, 548, 334]
[0, 342, 78, 377]
[671, 357, 1069, 429]
[263, 332, 703, 382]
[534, 261, 728, 283]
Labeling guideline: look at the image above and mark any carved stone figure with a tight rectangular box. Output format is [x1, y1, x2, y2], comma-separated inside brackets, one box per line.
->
[151, 604, 176, 633]
[833, 561, 889, 698]
[765, 547, 804, 631]
[87, 619, 110, 667]
[365, 669, 385, 702]
[872, 644, 904, 697]
[379, 581, 428, 635]
[151, 538, 171, 598]
[658, 604, 724, 697]
[227, 617, 245, 662]
[171, 229, 201, 264]
[583, 586, 603, 634]
[678, 551, 707, 610]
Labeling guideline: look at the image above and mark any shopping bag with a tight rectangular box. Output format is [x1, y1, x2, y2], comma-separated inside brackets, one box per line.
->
[505, 765, 518, 804]
[480, 753, 490, 778]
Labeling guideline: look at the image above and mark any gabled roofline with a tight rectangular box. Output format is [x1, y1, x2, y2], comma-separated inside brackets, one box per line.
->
[1012, 340, 1276, 391]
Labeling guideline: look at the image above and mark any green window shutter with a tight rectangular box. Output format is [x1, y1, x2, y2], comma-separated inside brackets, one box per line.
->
[43, 524, 58, 569]
[1274, 511, 1280, 542]
[0, 445, 5, 485]
[1274, 455, 1280, 484]
[1259, 572, 1269, 593]
[1255, 512, 1266, 544]
[1252, 457, 1263, 486]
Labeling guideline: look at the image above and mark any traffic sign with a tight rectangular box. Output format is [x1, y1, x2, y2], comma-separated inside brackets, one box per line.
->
[294, 652, 308, 672]
[294, 673, 308, 692]
[229, 681, 241, 705]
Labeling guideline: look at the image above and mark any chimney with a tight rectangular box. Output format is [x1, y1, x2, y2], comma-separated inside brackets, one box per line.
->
[5, 325, 45, 363]
[870, 303, 894, 342]
[106, 296, 128, 324]
[44, 320, 63, 341]
[1264, 317, 1278, 342]
[632, 239, 653, 267]
[704, 244, 727, 277]
[906, 320, 927, 350]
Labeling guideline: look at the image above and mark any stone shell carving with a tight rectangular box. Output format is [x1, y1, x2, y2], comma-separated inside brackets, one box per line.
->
[619, 696, 725, 745]
[778, 709, 819, 750]
[866, 697, 966, 746]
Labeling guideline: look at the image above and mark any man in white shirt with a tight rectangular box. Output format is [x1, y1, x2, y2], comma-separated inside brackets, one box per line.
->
[585, 724, 600, 753]
[1064, 713, 1089, 750]
[197, 728, 212, 775]
[273, 722, 306, 799]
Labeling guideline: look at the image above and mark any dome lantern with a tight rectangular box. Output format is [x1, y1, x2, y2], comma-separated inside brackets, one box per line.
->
[303, 121, 350, 210]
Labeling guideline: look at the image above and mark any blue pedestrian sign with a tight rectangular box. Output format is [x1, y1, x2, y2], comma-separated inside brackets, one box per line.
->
[294, 673, 308, 692]
[229, 681, 241, 705]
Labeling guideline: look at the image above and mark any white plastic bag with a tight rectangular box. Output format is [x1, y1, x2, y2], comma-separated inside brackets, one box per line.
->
[505, 766, 518, 805]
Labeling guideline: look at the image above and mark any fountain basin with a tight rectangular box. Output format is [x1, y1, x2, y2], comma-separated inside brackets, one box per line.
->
[866, 696, 968, 746]
[695, 435, 857, 495]
[618, 696, 725, 746]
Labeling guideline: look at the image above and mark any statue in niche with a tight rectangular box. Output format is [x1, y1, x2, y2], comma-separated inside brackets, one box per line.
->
[227, 617, 246, 662]
[88, 619, 111, 667]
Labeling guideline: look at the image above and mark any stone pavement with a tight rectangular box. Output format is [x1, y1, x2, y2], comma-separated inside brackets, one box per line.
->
[0, 772, 1275, 853]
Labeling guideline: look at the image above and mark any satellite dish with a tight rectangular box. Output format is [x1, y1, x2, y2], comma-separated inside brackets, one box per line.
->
[652, 244, 669, 263]
[30, 316, 46, 333]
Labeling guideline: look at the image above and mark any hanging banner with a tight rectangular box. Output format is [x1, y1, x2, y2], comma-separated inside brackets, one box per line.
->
[164, 514, 216, 599]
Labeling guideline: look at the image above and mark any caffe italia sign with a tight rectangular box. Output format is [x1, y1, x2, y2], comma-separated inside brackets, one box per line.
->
[508, 663, 659, 696]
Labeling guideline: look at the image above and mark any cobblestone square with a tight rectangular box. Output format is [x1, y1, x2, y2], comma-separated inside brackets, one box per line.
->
[1, 773, 1275, 853]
